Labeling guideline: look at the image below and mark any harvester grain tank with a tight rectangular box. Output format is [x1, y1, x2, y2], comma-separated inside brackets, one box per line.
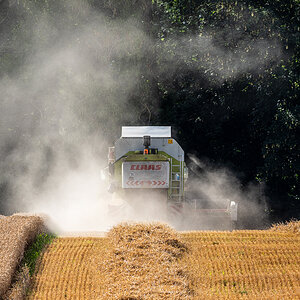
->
[106, 126, 238, 229]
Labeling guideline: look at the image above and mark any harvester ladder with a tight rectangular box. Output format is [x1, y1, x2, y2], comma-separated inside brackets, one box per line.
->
[169, 158, 183, 203]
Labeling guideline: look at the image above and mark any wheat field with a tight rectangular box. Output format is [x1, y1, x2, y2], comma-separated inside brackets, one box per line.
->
[28, 223, 191, 300]
[26, 223, 300, 299]
[27, 237, 109, 299]
[181, 230, 300, 299]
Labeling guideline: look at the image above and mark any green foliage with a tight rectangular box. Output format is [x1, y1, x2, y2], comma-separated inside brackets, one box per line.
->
[154, 0, 299, 218]
[23, 233, 56, 276]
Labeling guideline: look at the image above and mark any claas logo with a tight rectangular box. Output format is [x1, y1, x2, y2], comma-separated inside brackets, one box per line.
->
[130, 164, 162, 171]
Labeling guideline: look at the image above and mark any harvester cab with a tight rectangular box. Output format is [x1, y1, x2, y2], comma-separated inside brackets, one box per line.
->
[106, 126, 238, 229]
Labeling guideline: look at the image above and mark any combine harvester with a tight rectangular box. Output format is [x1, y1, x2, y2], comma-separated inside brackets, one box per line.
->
[106, 126, 238, 229]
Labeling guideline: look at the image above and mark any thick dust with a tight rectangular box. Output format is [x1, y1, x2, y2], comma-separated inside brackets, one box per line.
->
[0, 1, 277, 232]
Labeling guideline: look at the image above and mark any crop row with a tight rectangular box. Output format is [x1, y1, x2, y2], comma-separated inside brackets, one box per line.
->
[181, 231, 300, 299]
[26, 228, 299, 299]
[27, 238, 109, 300]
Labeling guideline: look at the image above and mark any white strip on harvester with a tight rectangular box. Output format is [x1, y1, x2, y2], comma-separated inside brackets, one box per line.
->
[122, 161, 170, 188]
[121, 126, 171, 138]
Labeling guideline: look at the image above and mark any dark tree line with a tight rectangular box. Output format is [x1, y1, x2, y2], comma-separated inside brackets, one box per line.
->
[0, 0, 299, 221]
[151, 0, 299, 221]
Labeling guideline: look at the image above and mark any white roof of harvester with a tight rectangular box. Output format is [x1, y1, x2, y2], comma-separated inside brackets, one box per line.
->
[121, 126, 171, 138]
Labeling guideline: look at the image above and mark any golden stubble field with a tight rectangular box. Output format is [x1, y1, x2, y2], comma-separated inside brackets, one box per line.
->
[27, 237, 109, 299]
[26, 222, 300, 300]
[28, 223, 191, 300]
[181, 230, 300, 299]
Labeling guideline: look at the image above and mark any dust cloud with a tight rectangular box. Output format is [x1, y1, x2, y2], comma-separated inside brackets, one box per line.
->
[174, 34, 281, 82]
[158, 2, 282, 85]
[0, 1, 276, 232]
[184, 156, 269, 230]
[0, 1, 152, 232]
